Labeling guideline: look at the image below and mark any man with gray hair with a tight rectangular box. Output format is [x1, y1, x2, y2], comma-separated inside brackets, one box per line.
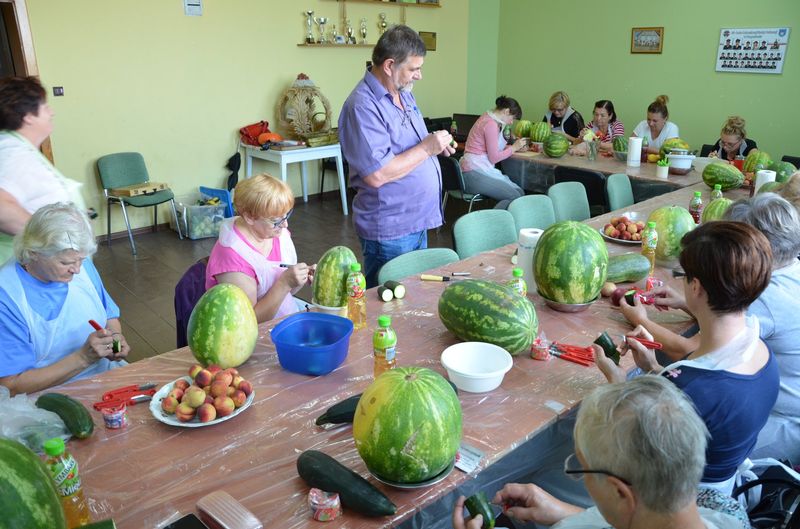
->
[453, 376, 748, 528]
[339, 24, 456, 287]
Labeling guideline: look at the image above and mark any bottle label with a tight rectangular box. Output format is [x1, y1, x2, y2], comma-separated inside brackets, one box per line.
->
[49, 455, 82, 497]
[506, 278, 527, 297]
[642, 230, 658, 250]
[346, 273, 366, 299]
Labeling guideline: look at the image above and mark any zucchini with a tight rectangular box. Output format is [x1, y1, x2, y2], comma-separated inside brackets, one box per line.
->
[315, 394, 361, 426]
[594, 331, 620, 365]
[297, 450, 397, 516]
[81, 520, 116, 529]
[377, 285, 394, 302]
[35, 393, 94, 439]
[383, 280, 406, 299]
[606, 253, 651, 283]
[465, 491, 495, 529]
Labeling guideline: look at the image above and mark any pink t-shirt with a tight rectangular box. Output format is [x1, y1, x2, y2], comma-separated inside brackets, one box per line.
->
[205, 223, 284, 290]
[461, 112, 514, 172]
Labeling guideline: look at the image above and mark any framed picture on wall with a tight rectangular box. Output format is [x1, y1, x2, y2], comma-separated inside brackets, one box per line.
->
[631, 27, 664, 54]
[715, 27, 790, 74]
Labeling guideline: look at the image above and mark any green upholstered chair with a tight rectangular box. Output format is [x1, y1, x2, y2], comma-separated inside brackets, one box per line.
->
[438, 154, 484, 213]
[377, 248, 460, 284]
[507, 194, 556, 232]
[547, 181, 591, 222]
[605, 173, 635, 211]
[97, 152, 182, 255]
[452, 209, 517, 259]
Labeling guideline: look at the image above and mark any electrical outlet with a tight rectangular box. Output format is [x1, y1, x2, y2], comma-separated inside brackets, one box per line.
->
[53, 86, 64, 96]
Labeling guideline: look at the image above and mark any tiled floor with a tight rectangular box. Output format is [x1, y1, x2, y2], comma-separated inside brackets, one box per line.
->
[94, 191, 478, 362]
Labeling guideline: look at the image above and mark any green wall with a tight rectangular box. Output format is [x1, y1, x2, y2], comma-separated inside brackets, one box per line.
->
[466, 0, 499, 113]
[496, 0, 799, 159]
[25, 0, 470, 236]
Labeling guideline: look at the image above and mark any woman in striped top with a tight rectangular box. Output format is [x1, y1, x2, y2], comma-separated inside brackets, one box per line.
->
[582, 100, 625, 152]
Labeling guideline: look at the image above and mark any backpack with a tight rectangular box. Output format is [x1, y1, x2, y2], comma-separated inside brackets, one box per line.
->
[734, 459, 800, 529]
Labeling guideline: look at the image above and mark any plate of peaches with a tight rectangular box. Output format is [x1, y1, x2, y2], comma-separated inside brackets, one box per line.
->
[599, 212, 646, 245]
[150, 366, 255, 428]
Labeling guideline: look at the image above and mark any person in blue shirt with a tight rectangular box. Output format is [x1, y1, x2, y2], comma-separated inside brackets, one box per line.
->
[0, 202, 129, 395]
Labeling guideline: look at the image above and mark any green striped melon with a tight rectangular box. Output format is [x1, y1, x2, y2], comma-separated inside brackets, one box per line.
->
[0, 438, 67, 529]
[659, 137, 690, 159]
[612, 136, 628, 152]
[703, 162, 744, 191]
[353, 367, 461, 483]
[646, 206, 696, 264]
[512, 120, 532, 139]
[758, 181, 785, 194]
[311, 246, 357, 307]
[188, 283, 257, 368]
[544, 133, 570, 158]
[769, 160, 797, 183]
[437, 279, 538, 355]
[701, 197, 733, 222]
[743, 150, 771, 174]
[533, 221, 608, 304]
[529, 122, 551, 143]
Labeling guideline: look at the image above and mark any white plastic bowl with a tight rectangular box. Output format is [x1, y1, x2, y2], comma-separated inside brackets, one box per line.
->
[440, 342, 513, 393]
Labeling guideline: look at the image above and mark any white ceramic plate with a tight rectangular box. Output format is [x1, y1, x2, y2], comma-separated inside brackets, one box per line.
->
[149, 376, 255, 428]
[599, 211, 643, 245]
[369, 458, 455, 490]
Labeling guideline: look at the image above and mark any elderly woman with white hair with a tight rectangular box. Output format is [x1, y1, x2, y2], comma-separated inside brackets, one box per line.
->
[453, 376, 749, 529]
[0, 202, 129, 395]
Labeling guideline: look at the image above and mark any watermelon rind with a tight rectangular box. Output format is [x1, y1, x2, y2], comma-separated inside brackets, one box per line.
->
[769, 160, 797, 183]
[743, 150, 772, 174]
[529, 122, 551, 143]
[702, 162, 744, 191]
[311, 246, 357, 307]
[701, 197, 733, 222]
[544, 134, 570, 158]
[646, 206, 695, 264]
[659, 138, 690, 160]
[757, 181, 784, 194]
[512, 120, 532, 139]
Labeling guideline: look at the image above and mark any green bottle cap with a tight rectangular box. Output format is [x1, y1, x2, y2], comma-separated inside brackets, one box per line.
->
[694, 191, 702, 197]
[647, 221, 656, 228]
[349, 262, 361, 272]
[377, 315, 391, 328]
[513, 268, 523, 277]
[43, 437, 65, 456]
[714, 184, 722, 190]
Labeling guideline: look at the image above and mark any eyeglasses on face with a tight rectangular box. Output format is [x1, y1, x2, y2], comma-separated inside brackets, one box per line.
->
[671, 267, 687, 279]
[564, 453, 632, 486]
[266, 209, 293, 228]
[720, 138, 741, 149]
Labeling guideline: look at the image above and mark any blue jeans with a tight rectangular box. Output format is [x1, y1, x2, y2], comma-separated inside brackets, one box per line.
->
[360, 231, 427, 288]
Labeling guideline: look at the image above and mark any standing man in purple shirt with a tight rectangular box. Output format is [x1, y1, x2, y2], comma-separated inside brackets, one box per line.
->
[339, 25, 456, 287]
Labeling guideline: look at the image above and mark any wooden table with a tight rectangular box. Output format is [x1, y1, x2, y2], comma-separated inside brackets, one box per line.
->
[50, 185, 745, 528]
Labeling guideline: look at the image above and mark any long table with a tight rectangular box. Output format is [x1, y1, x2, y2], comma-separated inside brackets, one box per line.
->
[50, 184, 746, 528]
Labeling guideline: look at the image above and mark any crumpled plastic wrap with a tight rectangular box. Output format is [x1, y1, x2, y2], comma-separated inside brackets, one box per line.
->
[0, 385, 69, 453]
[46, 227, 700, 528]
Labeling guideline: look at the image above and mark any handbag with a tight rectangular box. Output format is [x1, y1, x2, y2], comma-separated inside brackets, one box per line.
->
[239, 120, 271, 146]
[734, 459, 800, 529]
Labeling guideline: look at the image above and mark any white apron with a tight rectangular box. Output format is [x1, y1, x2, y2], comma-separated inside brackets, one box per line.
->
[217, 218, 299, 319]
[461, 112, 506, 175]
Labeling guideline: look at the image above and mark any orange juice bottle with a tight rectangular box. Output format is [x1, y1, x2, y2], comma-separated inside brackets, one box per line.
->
[44, 437, 91, 527]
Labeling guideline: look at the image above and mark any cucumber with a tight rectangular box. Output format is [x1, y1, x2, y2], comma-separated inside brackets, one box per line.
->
[465, 491, 495, 529]
[81, 520, 116, 529]
[594, 331, 619, 365]
[383, 280, 406, 299]
[297, 450, 397, 516]
[35, 393, 94, 439]
[606, 253, 651, 283]
[377, 285, 394, 302]
[315, 394, 361, 426]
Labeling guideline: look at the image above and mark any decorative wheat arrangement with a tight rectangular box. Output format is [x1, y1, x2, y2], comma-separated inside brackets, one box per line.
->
[277, 73, 332, 139]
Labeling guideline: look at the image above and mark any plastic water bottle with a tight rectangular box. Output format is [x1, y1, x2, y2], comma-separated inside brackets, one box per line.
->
[711, 184, 723, 201]
[641, 221, 658, 277]
[689, 191, 704, 224]
[373, 315, 397, 378]
[346, 263, 366, 331]
[506, 268, 528, 296]
[44, 437, 91, 527]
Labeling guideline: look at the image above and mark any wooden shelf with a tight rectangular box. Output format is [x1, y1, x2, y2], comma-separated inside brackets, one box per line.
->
[298, 43, 372, 48]
[336, 0, 440, 7]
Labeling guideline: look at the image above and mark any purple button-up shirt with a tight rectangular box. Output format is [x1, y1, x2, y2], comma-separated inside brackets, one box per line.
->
[338, 70, 442, 241]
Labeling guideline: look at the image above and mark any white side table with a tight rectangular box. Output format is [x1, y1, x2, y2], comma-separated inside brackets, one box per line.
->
[241, 143, 348, 215]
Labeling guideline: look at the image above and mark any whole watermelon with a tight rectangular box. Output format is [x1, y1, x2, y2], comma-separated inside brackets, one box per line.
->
[743, 150, 771, 174]
[769, 160, 797, 183]
[188, 283, 258, 368]
[612, 136, 628, 152]
[438, 279, 538, 355]
[659, 137, 690, 159]
[312, 246, 357, 307]
[544, 134, 570, 158]
[646, 206, 695, 264]
[512, 120, 532, 139]
[529, 122, 551, 143]
[703, 162, 744, 191]
[353, 367, 461, 483]
[758, 181, 785, 194]
[701, 197, 733, 222]
[0, 438, 67, 529]
[533, 221, 608, 304]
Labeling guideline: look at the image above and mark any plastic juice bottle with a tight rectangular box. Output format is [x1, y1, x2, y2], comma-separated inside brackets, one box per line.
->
[640, 137, 649, 162]
[44, 437, 91, 527]
[373, 315, 397, 378]
[689, 191, 704, 224]
[346, 262, 366, 331]
[450, 119, 458, 136]
[506, 268, 528, 296]
[711, 184, 723, 201]
[641, 221, 658, 277]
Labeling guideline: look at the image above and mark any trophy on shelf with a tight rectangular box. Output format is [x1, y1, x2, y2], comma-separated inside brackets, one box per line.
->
[304, 11, 315, 44]
[330, 24, 340, 44]
[378, 13, 388, 36]
[314, 16, 329, 44]
[345, 18, 356, 44]
[360, 17, 368, 44]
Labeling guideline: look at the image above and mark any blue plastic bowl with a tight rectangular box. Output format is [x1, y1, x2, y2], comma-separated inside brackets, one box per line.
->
[270, 312, 354, 376]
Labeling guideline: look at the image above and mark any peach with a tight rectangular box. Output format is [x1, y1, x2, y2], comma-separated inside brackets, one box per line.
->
[231, 389, 247, 408]
[231, 375, 244, 389]
[168, 388, 184, 401]
[188, 364, 203, 380]
[214, 371, 233, 387]
[616, 222, 626, 232]
[223, 367, 239, 378]
[175, 402, 196, 422]
[226, 385, 236, 397]
[206, 364, 222, 376]
[603, 224, 614, 236]
[203, 385, 211, 395]
[197, 403, 217, 423]
[183, 386, 206, 408]
[237, 380, 253, 397]
[621, 231, 632, 241]
[161, 395, 179, 414]
[610, 229, 621, 238]
[194, 369, 213, 387]
[174, 379, 190, 391]
[213, 396, 235, 417]
[620, 216, 630, 224]
[204, 395, 214, 405]
[210, 380, 229, 398]
[610, 216, 620, 225]
[632, 232, 642, 241]
[627, 223, 638, 234]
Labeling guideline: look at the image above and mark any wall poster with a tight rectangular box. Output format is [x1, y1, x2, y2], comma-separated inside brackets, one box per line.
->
[716, 27, 790, 74]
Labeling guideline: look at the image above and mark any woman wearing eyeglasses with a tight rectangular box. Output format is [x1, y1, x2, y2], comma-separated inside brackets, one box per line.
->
[543, 91, 585, 144]
[205, 174, 314, 323]
[707, 116, 758, 161]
